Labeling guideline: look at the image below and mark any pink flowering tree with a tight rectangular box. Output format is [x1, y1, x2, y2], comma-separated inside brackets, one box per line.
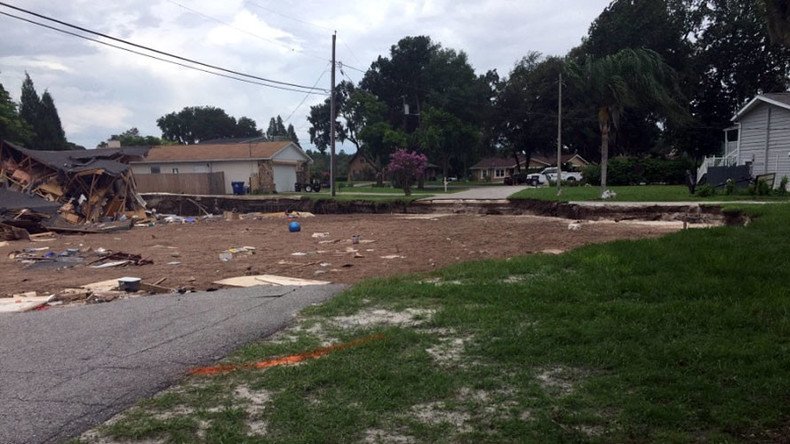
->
[386, 149, 428, 196]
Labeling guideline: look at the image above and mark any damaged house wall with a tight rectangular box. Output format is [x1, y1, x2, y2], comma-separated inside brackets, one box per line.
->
[0, 140, 150, 237]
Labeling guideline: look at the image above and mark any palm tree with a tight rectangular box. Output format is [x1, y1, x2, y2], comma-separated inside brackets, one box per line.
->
[566, 49, 687, 194]
[762, 0, 790, 47]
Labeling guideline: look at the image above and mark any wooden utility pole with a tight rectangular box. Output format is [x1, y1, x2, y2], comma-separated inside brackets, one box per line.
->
[330, 32, 337, 197]
[556, 71, 563, 196]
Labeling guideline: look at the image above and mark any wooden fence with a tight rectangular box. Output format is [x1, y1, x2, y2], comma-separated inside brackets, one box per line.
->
[134, 172, 226, 195]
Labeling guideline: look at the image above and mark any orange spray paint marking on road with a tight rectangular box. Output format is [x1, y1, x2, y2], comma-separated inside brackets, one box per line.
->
[189, 333, 384, 376]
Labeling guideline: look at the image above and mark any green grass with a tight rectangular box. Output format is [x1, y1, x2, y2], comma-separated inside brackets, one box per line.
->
[510, 184, 790, 202]
[93, 205, 790, 443]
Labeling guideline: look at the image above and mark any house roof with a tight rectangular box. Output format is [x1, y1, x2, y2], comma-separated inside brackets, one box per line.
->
[136, 141, 310, 164]
[732, 92, 790, 121]
[470, 153, 589, 170]
[0, 188, 60, 213]
[1, 140, 141, 176]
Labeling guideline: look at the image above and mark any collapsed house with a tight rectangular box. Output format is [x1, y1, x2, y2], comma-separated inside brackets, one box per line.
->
[0, 140, 150, 237]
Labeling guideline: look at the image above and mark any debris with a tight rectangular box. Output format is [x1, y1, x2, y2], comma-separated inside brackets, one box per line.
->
[353, 252, 365, 258]
[91, 260, 130, 269]
[352, 235, 360, 244]
[167, 261, 182, 265]
[291, 252, 308, 256]
[88, 252, 152, 267]
[0, 140, 149, 232]
[224, 211, 240, 221]
[219, 252, 233, 262]
[311, 232, 329, 238]
[52, 288, 91, 303]
[0, 293, 53, 313]
[381, 255, 405, 259]
[139, 282, 172, 294]
[190, 333, 383, 376]
[0, 241, 8, 248]
[567, 222, 582, 231]
[213, 274, 330, 288]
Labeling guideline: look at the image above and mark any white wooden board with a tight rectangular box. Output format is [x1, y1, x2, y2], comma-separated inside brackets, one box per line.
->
[214, 274, 330, 288]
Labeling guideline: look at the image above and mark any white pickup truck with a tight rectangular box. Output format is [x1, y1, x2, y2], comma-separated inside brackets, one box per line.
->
[527, 167, 583, 185]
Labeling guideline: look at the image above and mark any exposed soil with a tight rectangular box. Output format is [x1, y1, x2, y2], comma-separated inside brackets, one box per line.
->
[0, 213, 687, 299]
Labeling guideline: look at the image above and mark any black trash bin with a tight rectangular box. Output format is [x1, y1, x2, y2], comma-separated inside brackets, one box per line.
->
[294, 182, 302, 192]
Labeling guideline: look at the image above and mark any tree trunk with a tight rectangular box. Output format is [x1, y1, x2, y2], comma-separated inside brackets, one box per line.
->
[512, 149, 522, 173]
[600, 122, 610, 192]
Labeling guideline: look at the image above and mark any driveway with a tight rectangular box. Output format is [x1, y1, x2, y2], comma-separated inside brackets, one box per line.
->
[419, 185, 529, 201]
[0, 284, 344, 444]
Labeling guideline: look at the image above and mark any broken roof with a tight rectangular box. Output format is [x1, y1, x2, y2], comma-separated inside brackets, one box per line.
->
[0, 188, 60, 213]
[137, 141, 308, 163]
[1, 140, 146, 175]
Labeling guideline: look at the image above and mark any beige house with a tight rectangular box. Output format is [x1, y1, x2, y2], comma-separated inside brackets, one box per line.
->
[470, 153, 590, 182]
[130, 141, 312, 194]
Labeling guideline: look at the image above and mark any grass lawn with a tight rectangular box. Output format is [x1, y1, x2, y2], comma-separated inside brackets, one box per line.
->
[510, 184, 790, 202]
[89, 205, 789, 443]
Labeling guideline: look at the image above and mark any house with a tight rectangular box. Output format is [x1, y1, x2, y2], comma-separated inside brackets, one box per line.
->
[469, 153, 590, 182]
[698, 92, 790, 187]
[347, 152, 376, 182]
[130, 141, 312, 194]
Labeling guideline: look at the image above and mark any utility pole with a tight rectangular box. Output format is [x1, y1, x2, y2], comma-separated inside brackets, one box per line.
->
[556, 71, 562, 196]
[330, 31, 337, 197]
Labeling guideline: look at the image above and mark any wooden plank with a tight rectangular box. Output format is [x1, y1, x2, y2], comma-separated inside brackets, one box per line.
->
[214, 274, 330, 288]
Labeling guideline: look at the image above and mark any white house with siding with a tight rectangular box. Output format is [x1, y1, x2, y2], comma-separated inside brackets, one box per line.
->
[700, 92, 790, 187]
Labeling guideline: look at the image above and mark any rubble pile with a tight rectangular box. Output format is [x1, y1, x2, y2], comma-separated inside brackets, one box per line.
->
[0, 140, 150, 234]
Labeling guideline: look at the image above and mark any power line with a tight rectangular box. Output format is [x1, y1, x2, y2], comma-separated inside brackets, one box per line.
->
[0, 10, 327, 95]
[0, 2, 329, 93]
[164, 0, 328, 63]
[244, 0, 333, 32]
[284, 63, 331, 123]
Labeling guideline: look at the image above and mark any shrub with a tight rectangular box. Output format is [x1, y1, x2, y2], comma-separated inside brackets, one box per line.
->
[697, 184, 716, 197]
[725, 179, 735, 195]
[583, 156, 696, 186]
[778, 176, 788, 196]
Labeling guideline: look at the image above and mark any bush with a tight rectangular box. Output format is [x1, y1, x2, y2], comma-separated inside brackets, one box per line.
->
[725, 179, 735, 195]
[583, 156, 696, 186]
[697, 184, 716, 197]
[778, 176, 788, 196]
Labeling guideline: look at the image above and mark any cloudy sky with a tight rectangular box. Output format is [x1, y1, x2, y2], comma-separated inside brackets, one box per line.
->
[0, 0, 610, 150]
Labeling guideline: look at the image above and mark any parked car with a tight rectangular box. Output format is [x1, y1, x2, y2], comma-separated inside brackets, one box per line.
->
[527, 167, 583, 185]
[504, 172, 531, 185]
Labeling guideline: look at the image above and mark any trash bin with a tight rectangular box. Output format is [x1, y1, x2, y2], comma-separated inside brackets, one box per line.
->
[294, 182, 302, 192]
[231, 181, 245, 195]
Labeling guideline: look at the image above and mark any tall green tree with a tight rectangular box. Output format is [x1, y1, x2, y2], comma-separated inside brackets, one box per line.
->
[37, 91, 68, 149]
[567, 49, 687, 192]
[417, 106, 479, 178]
[491, 54, 566, 171]
[286, 124, 299, 145]
[156, 106, 256, 144]
[307, 81, 355, 153]
[17, 73, 68, 150]
[0, 79, 34, 145]
[762, 0, 790, 46]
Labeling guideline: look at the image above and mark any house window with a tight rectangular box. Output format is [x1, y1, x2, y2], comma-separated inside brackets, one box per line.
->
[150, 166, 160, 174]
[495, 169, 505, 178]
[172, 168, 179, 174]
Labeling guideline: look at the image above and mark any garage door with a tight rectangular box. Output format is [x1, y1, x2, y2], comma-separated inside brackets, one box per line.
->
[273, 164, 297, 193]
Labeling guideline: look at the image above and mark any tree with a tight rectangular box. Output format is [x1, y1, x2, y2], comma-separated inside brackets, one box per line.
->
[566, 49, 687, 193]
[417, 106, 478, 179]
[307, 81, 355, 153]
[762, 0, 790, 46]
[17, 73, 68, 150]
[37, 91, 68, 150]
[235, 117, 262, 138]
[491, 54, 566, 171]
[386, 149, 428, 195]
[106, 128, 163, 146]
[286, 124, 299, 145]
[156, 106, 257, 144]
[0, 79, 34, 145]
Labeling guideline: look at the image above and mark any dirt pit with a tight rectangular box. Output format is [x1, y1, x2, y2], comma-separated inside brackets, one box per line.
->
[0, 213, 689, 299]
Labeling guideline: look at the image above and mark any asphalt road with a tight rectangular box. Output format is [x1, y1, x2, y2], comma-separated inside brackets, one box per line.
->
[0, 284, 345, 444]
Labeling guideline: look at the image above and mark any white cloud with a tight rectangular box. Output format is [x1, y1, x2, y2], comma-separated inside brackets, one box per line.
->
[0, 0, 610, 149]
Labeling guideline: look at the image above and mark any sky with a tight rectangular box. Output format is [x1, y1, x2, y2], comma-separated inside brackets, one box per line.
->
[0, 0, 611, 150]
